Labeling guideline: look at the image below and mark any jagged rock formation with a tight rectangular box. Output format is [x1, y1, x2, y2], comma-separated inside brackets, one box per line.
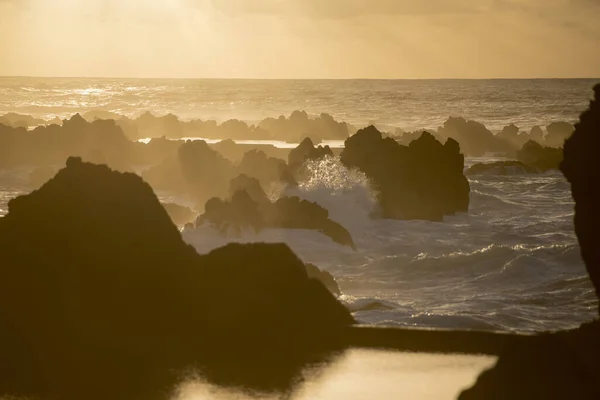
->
[466, 161, 539, 176]
[437, 116, 515, 156]
[238, 149, 296, 189]
[561, 84, 600, 301]
[0, 158, 354, 399]
[517, 140, 563, 171]
[288, 137, 334, 169]
[259, 110, 349, 143]
[341, 127, 470, 221]
[198, 175, 357, 249]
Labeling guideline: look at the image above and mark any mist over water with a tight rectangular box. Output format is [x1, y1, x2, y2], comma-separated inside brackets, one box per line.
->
[1, 78, 597, 333]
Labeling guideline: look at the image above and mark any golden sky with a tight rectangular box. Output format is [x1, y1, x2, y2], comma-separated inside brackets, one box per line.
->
[1, 0, 599, 78]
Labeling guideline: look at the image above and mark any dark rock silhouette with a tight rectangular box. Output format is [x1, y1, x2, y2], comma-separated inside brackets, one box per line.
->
[460, 84, 600, 400]
[546, 121, 575, 148]
[0, 114, 134, 170]
[530, 125, 544, 143]
[259, 111, 349, 143]
[288, 137, 334, 169]
[238, 149, 296, 189]
[560, 84, 600, 301]
[306, 263, 341, 296]
[199, 176, 357, 249]
[162, 202, 196, 226]
[466, 161, 539, 176]
[341, 126, 469, 221]
[0, 157, 354, 399]
[517, 140, 563, 171]
[437, 117, 515, 157]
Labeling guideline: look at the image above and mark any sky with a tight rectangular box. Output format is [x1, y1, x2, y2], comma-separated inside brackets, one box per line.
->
[0, 0, 599, 79]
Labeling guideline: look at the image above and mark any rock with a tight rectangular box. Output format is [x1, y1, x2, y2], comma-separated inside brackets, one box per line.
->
[560, 84, 600, 301]
[198, 176, 357, 249]
[530, 125, 544, 142]
[238, 149, 296, 189]
[517, 140, 563, 171]
[341, 127, 469, 221]
[545, 121, 575, 148]
[437, 117, 515, 156]
[466, 161, 539, 175]
[288, 137, 334, 169]
[270, 196, 357, 250]
[0, 157, 354, 399]
[259, 111, 349, 143]
[305, 264, 341, 296]
[229, 174, 270, 204]
[162, 203, 196, 226]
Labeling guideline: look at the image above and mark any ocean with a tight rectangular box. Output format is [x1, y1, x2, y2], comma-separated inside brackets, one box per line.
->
[0, 77, 598, 332]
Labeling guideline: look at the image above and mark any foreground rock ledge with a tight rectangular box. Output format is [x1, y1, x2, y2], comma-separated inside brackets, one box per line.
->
[0, 157, 354, 398]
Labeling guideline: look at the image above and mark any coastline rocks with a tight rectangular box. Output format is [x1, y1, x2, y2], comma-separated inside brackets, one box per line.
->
[199, 176, 357, 249]
[238, 149, 296, 189]
[466, 160, 539, 176]
[437, 116, 515, 156]
[517, 140, 563, 171]
[341, 126, 469, 221]
[0, 157, 354, 398]
[259, 110, 349, 143]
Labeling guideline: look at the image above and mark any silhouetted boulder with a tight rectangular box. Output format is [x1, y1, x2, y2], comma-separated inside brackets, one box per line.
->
[341, 127, 469, 221]
[305, 264, 341, 296]
[259, 111, 349, 142]
[546, 121, 575, 148]
[0, 157, 354, 399]
[162, 203, 196, 226]
[466, 161, 539, 176]
[517, 140, 563, 171]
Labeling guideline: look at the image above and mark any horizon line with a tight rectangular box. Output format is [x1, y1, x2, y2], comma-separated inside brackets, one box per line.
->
[1, 75, 599, 81]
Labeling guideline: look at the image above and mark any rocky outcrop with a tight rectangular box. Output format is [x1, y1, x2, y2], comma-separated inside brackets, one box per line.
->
[437, 116, 515, 156]
[560, 84, 600, 301]
[466, 160, 539, 176]
[288, 137, 334, 169]
[238, 149, 296, 189]
[341, 127, 469, 221]
[517, 140, 563, 171]
[0, 158, 354, 399]
[199, 176, 357, 249]
[259, 110, 349, 143]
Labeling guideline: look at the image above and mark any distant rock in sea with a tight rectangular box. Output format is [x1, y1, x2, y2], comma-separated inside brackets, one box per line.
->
[466, 160, 539, 176]
[517, 140, 563, 171]
[341, 127, 470, 221]
[198, 174, 357, 250]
